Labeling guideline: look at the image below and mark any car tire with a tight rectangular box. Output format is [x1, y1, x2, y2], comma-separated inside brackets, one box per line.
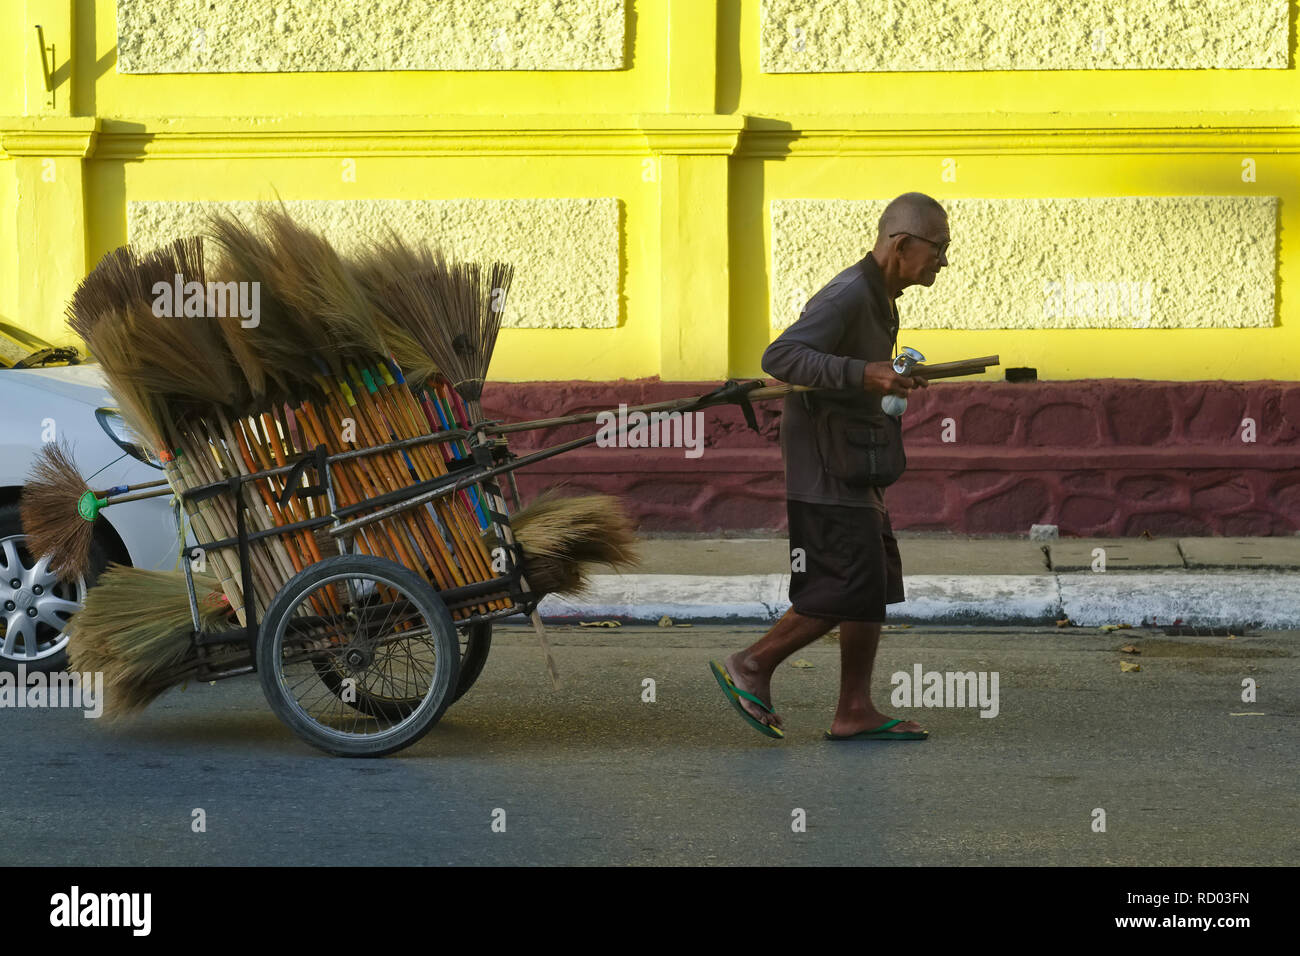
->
[0, 502, 109, 674]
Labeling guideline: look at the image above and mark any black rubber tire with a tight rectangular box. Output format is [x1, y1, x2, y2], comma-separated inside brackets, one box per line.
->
[0, 502, 109, 674]
[257, 554, 460, 757]
[451, 621, 492, 704]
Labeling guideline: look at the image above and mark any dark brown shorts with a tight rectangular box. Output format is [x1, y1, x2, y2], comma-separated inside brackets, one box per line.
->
[786, 499, 905, 623]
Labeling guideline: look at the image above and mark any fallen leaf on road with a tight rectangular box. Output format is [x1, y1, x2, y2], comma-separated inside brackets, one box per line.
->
[579, 620, 621, 628]
[1119, 660, 1141, 672]
[790, 659, 814, 669]
[657, 615, 673, 627]
[1120, 644, 1141, 655]
[1100, 624, 1133, 632]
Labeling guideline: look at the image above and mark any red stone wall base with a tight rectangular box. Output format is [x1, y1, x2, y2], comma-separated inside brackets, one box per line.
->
[481, 380, 1300, 536]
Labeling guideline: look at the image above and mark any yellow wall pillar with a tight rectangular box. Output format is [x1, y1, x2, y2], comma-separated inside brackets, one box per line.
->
[3, 117, 99, 346]
[1, 0, 87, 345]
[643, 115, 743, 381]
[645, 0, 739, 380]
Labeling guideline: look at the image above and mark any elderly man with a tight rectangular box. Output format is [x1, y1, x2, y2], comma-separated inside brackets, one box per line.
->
[710, 192, 949, 740]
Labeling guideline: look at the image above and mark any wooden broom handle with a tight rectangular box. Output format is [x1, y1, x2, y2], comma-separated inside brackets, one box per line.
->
[488, 355, 1001, 435]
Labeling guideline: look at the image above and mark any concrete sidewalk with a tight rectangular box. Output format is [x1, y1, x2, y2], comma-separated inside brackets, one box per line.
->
[534, 535, 1300, 629]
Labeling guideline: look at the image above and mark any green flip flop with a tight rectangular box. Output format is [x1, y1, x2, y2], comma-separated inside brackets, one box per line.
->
[824, 718, 929, 741]
[709, 660, 784, 739]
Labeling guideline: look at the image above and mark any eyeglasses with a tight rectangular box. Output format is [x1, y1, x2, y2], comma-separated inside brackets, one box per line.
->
[889, 232, 950, 258]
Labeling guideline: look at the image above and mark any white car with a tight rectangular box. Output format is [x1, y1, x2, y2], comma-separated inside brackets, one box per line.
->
[0, 344, 177, 673]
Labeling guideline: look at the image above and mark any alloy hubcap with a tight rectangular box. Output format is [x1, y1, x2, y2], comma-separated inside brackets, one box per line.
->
[0, 536, 85, 663]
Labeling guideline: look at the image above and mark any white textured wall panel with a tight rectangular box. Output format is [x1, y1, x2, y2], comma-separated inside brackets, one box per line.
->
[770, 197, 1277, 330]
[127, 198, 620, 329]
[760, 0, 1289, 71]
[117, 0, 625, 72]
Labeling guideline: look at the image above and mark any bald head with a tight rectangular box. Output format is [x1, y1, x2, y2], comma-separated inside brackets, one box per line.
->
[876, 192, 947, 243]
[872, 192, 950, 295]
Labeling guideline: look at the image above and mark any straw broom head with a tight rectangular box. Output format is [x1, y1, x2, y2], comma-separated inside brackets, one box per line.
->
[347, 233, 443, 384]
[507, 490, 639, 597]
[66, 566, 237, 718]
[351, 234, 454, 385]
[71, 237, 246, 447]
[66, 246, 145, 340]
[205, 210, 329, 401]
[358, 234, 513, 404]
[206, 206, 426, 398]
[440, 258, 512, 405]
[253, 206, 385, 364]
[67, 246, 168, 450]
[20, 440, 97, 582]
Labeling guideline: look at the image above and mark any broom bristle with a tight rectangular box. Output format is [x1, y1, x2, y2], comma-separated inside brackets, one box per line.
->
[357, 234, 512, 402]
[508, 491, 639, 597]
[20, 440, 96, 582]
[71, 236, 247, 448]
[65, 247, 143, 340]
[205, 212, 302, 400]
[80, 312, 172, 451]
[66, 566, 238, 718]
[347, 234, 442, 383]
[122, 238, 245, 416]
[255, 206, 388, 363]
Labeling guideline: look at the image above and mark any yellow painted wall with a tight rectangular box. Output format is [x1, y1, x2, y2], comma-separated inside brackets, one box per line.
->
[1, 0, 1297, 382]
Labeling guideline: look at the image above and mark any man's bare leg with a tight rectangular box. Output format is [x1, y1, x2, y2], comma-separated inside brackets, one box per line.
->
[829, 620, 925, 736]
[723, 608, 836, 731]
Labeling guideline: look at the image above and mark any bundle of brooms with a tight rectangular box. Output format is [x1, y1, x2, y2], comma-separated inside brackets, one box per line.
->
[29, 207, 637, 715]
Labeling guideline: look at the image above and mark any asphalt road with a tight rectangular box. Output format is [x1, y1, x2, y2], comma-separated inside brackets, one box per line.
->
[2, 625, 1295, 866]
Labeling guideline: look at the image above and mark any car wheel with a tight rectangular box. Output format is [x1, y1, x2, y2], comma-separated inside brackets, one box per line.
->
[0, 502, 105, 674]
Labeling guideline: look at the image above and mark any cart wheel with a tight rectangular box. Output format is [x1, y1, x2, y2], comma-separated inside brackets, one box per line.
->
[257, 555, 460, 757]
[452, 621, 491, 703]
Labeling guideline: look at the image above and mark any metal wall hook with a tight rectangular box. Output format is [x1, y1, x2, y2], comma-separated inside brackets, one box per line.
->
[35, 24, 56, 108]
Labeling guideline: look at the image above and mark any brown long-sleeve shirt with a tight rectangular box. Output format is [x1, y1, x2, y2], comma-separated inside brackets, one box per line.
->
[761, 251, 900, 510]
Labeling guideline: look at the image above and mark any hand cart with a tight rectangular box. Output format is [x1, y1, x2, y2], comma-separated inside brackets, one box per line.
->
[169, 415, 545, 758]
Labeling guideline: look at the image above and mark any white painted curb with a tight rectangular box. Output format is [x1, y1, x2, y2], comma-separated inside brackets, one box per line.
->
[1058, 571, 1300, 628]
[527, 571, 1300, 628]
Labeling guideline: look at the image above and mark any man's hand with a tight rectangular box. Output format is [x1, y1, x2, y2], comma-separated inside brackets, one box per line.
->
[862, 360, 929, 397]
